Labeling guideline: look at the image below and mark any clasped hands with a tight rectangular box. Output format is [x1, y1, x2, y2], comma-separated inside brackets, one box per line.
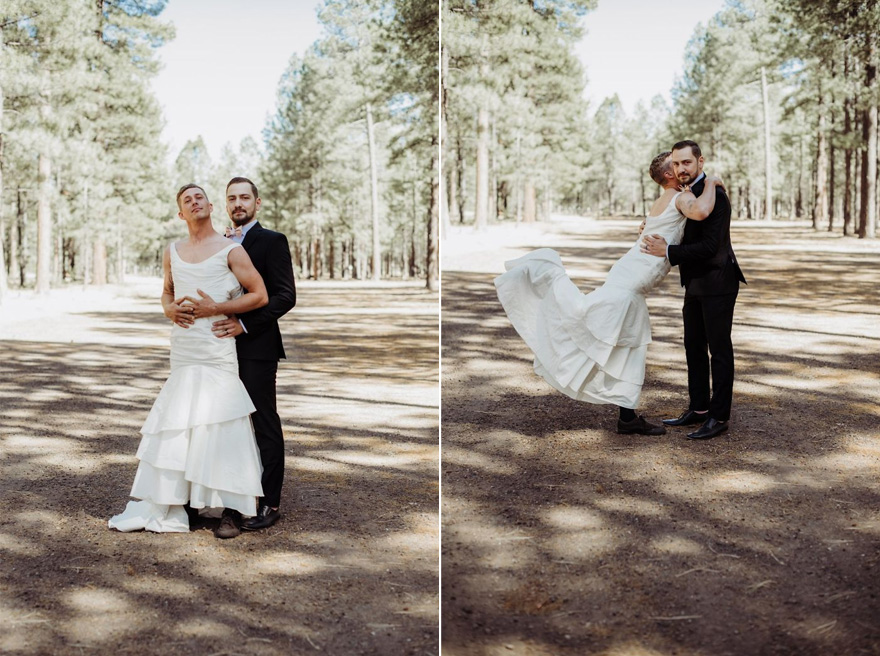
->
[166, 289, 243, 338]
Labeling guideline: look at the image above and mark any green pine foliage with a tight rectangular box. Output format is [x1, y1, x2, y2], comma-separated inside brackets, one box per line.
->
[260, 0, 438, 283]
[0, 0, 172, 291]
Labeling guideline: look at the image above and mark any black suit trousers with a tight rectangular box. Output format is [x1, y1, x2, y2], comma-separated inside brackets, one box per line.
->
[682, 290, 738, 422]
[239, 358, 285, 508]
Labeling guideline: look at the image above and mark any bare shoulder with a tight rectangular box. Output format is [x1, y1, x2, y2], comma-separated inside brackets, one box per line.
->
[227, 243, 254, 264]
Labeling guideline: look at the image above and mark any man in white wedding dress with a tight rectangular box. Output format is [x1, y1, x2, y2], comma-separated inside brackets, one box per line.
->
[108, 184, 268, 539]
[642, 140, 746, 440]
[496, 152, 725, 436]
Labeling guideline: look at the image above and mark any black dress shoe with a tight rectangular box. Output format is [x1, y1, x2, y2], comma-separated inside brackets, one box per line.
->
[662, 409, 707, 427]
[214, 509, 242, 539]
[241, 505, 281, 531]
[687, 417, 729, 440]
[617, 415, 667, 436]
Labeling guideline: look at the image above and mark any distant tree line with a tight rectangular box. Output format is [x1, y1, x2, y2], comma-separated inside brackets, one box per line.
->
[443, 0, 880, 240]
[0, 0, 439, 301]
[0, 0, 170, 302]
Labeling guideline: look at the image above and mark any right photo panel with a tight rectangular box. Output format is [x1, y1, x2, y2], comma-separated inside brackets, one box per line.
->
[441, 1, 880, 654]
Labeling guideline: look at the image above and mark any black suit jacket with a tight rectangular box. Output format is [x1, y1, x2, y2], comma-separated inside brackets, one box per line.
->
[667, 177, 746, 296]
[236, 222, 296, 361]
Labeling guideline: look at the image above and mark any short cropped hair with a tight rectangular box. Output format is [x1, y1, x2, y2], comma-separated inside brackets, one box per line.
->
[649, 151, 672, 185]
[176, 183, 208, 209]
[671, 139, 702, 158]
[226, 176, 259, 199]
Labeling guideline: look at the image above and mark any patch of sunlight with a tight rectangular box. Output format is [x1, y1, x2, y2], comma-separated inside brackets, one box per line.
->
[813, 451, 879, 473]
[312, 450, 426, 469]
[250, 551, 328, 576]
[543, 506, 605, 530]
[377, 531, 440, 561]
[841, 435, 880, 457]
[32, 452, 102, 473]
[453, 521, 538, 570]
[0, 606, 51, 652]
[12, 509, 65, 527]
[2, 434, 82, 454]
[288, 456, 359, 474]
[66, 588, 130, 613]
[649, 535, 704, 556]
[604, 642, 676, 656]
[707, 470, 779, 494]
[593, 496, 668, 517]
[121, 576, 200, 598]
[482, 638, 559, 656]
[62, 588, 139, 644]
[0, 533, 47, 556]
[438, 446, 519, 475]
[392, 594, 440, 620]
[405, 510, 439, 535]
[546, 529, 615, 561]
[176, 618, 235, 639]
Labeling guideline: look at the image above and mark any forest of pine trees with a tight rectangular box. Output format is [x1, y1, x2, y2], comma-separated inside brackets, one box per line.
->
[0, 0, 438, 301]
[443, 0, 880, 241]
[3, 0, 878, 302]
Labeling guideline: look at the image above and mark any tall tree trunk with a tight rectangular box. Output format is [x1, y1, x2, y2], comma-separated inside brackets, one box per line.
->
[844, 53, 854, 235]
[448, 167, 459, 225]
[93, 239, 107, 285]
[523, 179, 536, 223]
[488, 117, 497, 224]
[828, 59, 837, 231]
[426, 138, 439, 292]
[440, 32, 452, 239]
[36, 152, 52, 294]
[814, 82, 828, 231]
[456, 136, 466, 223]
[761, 66, 773, 221]
[10, 193, 19, 288]
[475, 105, 490, 230]
[365, 101, 381, 280]
[0, 81, 6, 302]
[15, 189, 25, 287]
[116, 215, 124, 283]
[474, 33, 490, 230]
[862, 36, 877, 239]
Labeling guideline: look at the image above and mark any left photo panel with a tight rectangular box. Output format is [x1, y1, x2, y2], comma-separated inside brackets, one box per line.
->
[0, 1, 440, 654]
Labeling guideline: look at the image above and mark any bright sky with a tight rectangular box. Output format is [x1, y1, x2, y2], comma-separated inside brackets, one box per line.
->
[576, 0, 726, 116]
[151, 0, 323, 165]
[150, 1, 726, 163]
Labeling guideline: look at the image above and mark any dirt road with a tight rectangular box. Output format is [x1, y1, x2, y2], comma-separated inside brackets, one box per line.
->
[441, 216, 880, 656]
[0, 279, 439, 655]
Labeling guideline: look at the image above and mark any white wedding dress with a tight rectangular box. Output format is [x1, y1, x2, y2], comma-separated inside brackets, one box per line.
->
[109, 242, 263, 533]
[495, 194, 686, 408]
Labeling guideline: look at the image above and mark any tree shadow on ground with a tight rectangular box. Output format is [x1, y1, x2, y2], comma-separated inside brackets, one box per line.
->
[441, 220, 880, 656]
[0, 285, 439, 656]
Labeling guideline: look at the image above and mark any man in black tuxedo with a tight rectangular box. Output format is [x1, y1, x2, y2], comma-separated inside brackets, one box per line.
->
[211, 177, 296, 529]
[641, 140, 746, 440]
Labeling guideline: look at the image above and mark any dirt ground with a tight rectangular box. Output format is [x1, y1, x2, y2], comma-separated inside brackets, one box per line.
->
[441, 216, 880, 656]
[0, 279, 439, 655]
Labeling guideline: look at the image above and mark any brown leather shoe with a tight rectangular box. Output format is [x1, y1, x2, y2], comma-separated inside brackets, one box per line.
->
[617, 415, 667, 436]
[214, 509, 241, 539]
